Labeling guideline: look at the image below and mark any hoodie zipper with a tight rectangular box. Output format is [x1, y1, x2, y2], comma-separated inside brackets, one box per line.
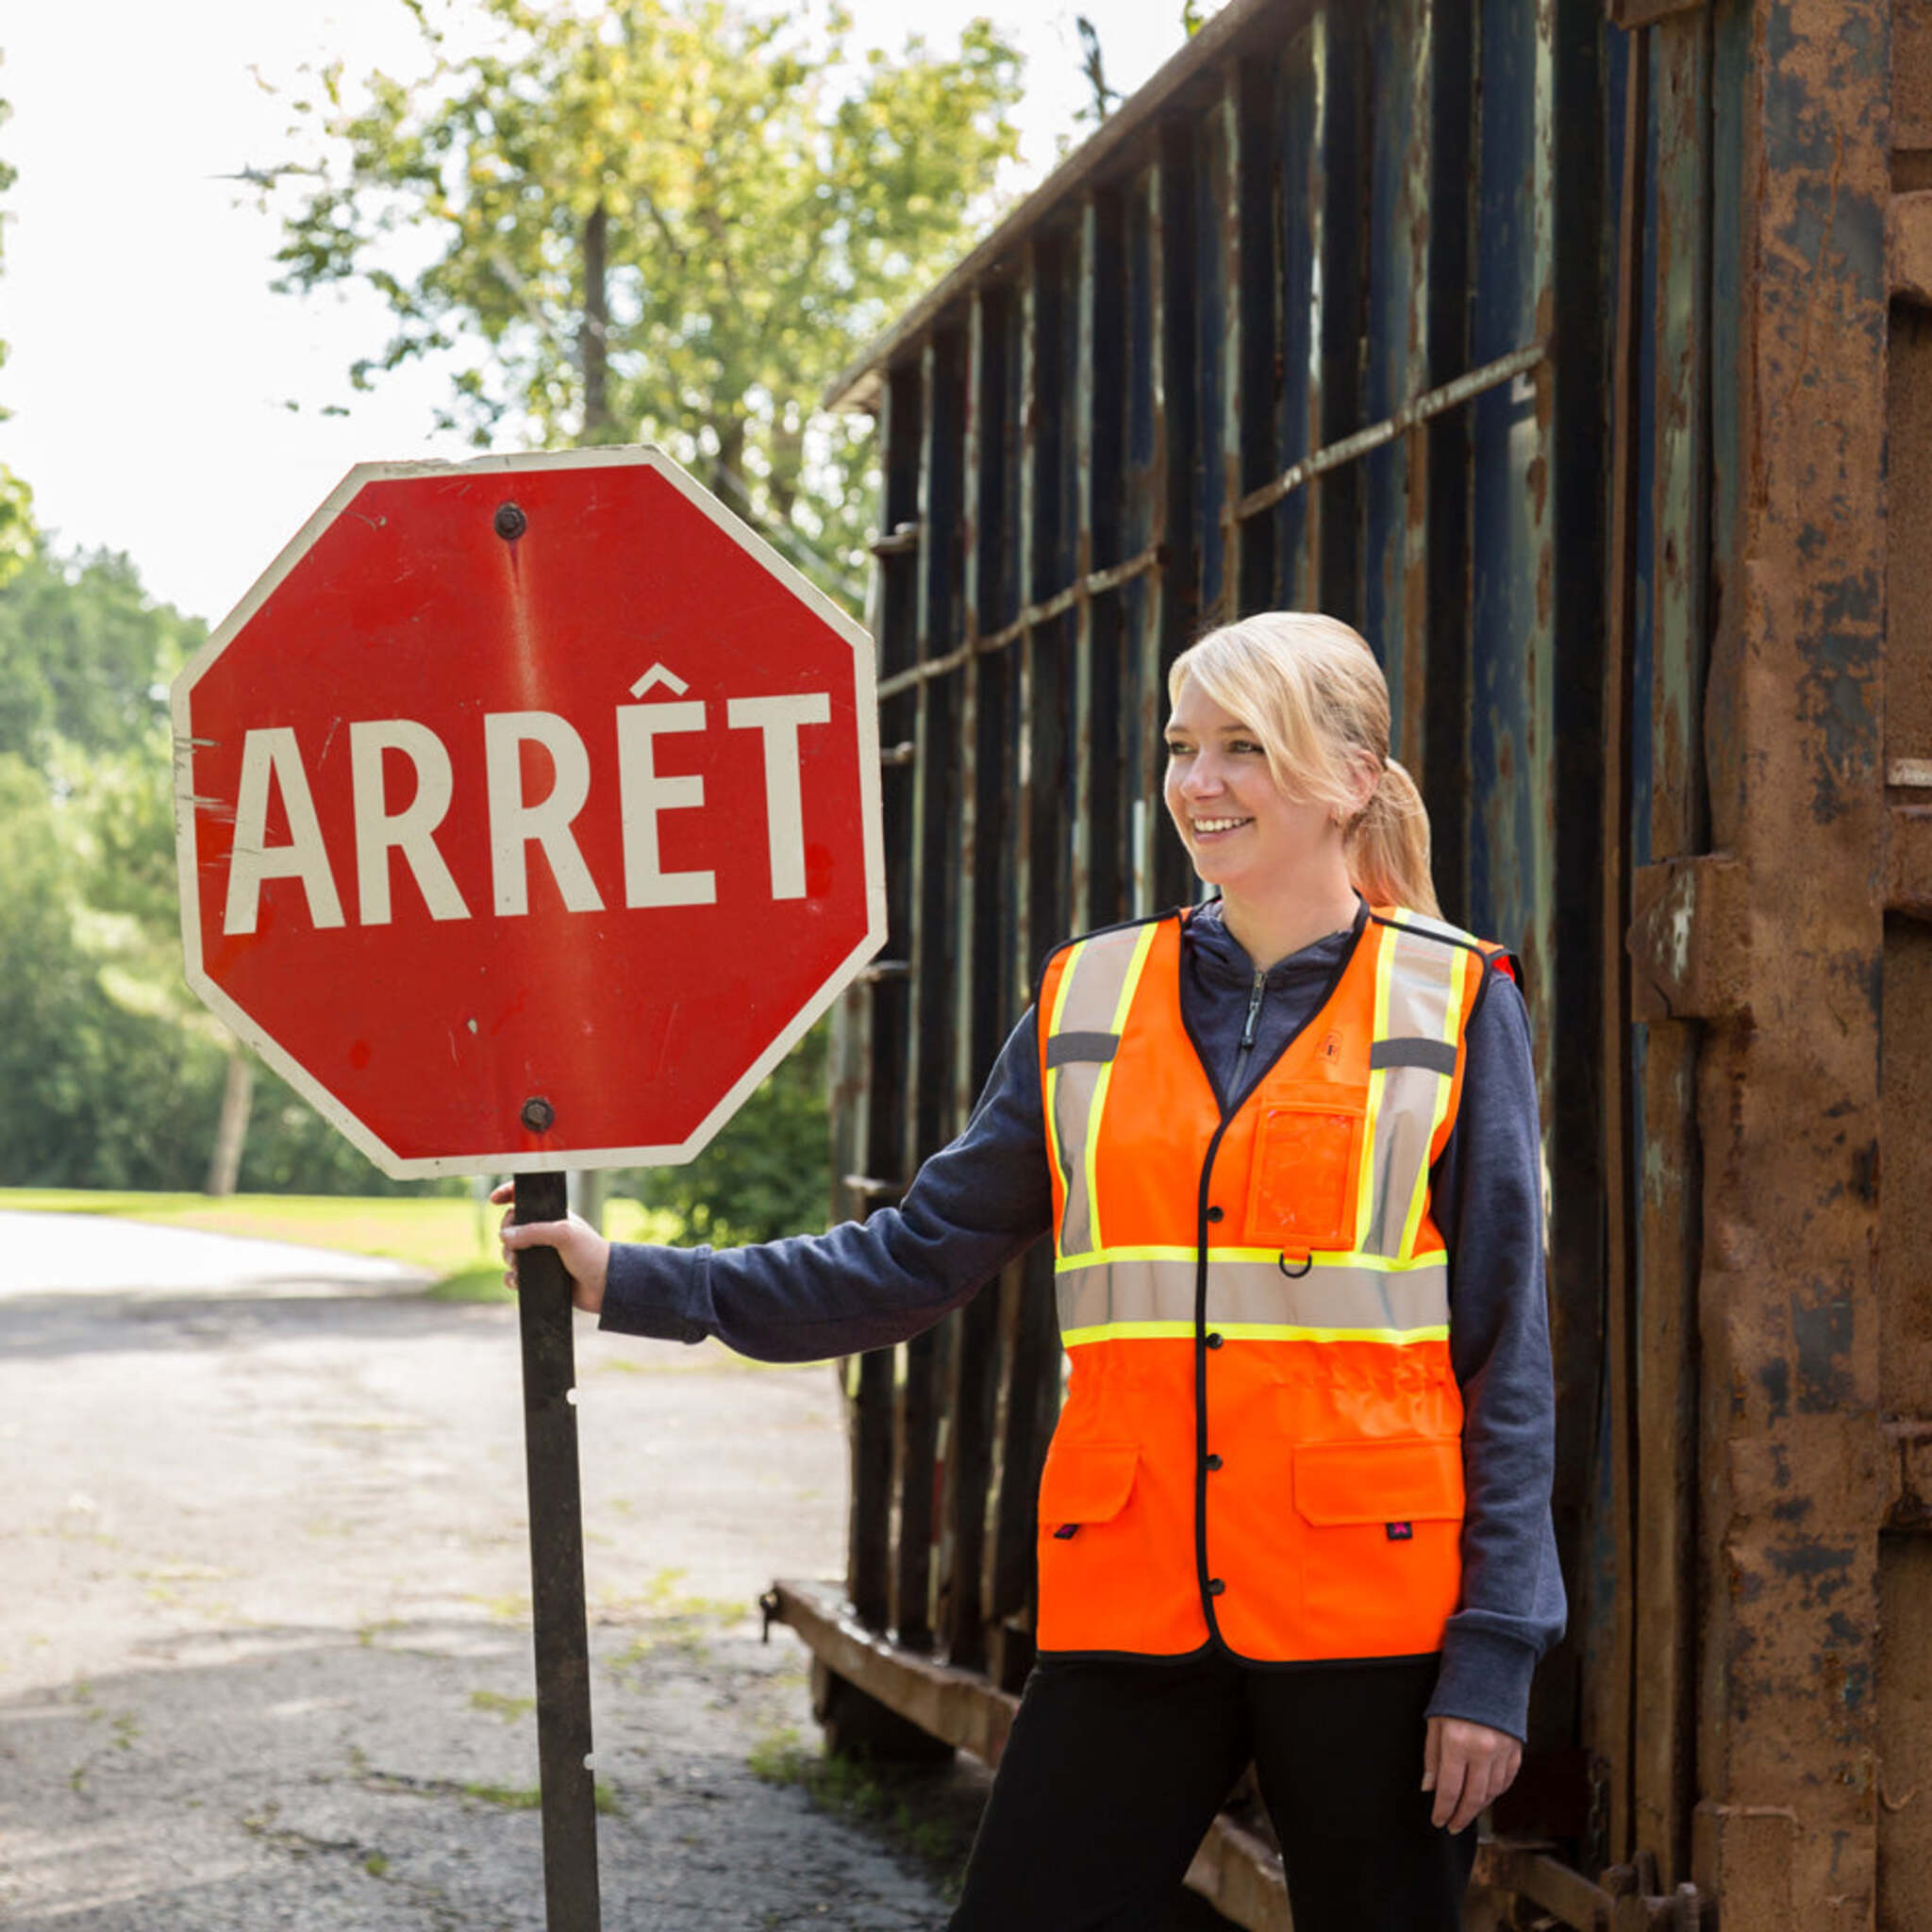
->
[1227, 967, 1267, 1107]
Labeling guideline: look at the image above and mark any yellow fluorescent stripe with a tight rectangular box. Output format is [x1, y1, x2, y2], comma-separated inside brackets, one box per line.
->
[1052, 1245, 1450, 1275]
[1081, 923, 1159, 1257]
[1357, 922, 1394, 1241]
[1043, 941, 1088, 1226]
[1061, 1321, 1452, 1348]
[1107, 922, 1161, 1032]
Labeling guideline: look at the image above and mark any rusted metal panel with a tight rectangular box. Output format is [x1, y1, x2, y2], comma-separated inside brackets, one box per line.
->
[790, 0, 1932, 1924]
[1888, 188, 1932, 299]
[1690, 3, 1891, 1925]
[1627, 857, 1747, 1023]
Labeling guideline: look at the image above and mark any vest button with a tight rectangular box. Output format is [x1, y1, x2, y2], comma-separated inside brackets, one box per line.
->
[1205, 1332, 1224, 1350]
[1206, 1205, 1225, 1223]
[1206, 1454, 1224, 1471]
[1208, 1578, 1225, 1596]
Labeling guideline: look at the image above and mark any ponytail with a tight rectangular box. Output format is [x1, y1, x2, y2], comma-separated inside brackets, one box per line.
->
[1346, 757, 1440, 918]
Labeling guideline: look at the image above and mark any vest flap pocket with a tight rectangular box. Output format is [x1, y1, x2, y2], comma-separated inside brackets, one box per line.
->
[1245, 1085, 1368, 1254]
[1292, 1437, 1463, 1526]
[1039, 1441, 1140, 1524]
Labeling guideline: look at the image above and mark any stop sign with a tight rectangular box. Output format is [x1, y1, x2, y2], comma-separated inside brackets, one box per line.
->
[172, 447, 886, 1176]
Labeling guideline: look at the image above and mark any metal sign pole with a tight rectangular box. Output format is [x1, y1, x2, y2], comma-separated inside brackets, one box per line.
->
[514, 1165, 603, 1931]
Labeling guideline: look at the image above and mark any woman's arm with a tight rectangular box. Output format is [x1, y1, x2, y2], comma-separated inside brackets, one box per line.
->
[1424, 967, 1569, 1745]
[502, 1008, 1053, 1363]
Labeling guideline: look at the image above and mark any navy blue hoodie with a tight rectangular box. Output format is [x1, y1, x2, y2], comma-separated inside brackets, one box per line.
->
[600, 897, 1567, 1740]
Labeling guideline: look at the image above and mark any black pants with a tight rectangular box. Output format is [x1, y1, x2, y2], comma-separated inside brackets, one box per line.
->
[946, 1652, 1478, 1932]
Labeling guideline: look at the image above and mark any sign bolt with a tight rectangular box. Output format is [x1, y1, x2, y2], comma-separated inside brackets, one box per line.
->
[521, 1095, 555, 1133]
[494, 502, 528, 541]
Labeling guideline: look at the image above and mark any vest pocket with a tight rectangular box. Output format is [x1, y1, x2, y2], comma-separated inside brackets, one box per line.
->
[1292, 1437, 1464, 1655]
[1037, 1441, 1140, 1536]
[1244, 1087, 1368, 1256]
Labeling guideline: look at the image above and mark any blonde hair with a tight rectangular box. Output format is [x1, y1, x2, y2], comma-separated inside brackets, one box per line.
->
[1167, 611, 1441, 918]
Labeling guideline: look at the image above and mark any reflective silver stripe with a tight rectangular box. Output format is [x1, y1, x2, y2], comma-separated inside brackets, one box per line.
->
[1046, 1030, 1121, 1068]
[1051, 1056, 1107, 1253]
[1360, 921, 1466, 1257]
[1370, 1037, 1457, 1074]
[1045, 926, 1158, 1257]
[1055, 1254, 1450, 1341]
[1054, 931, 1148, 1034]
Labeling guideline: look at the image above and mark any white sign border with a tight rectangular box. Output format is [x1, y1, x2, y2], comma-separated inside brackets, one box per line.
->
[173, 443, 888, 1179]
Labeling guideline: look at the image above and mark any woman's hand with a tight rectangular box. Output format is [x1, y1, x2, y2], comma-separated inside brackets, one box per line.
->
[491, 1180, 610, 1315]
[1423, 1715, 1522, 1833]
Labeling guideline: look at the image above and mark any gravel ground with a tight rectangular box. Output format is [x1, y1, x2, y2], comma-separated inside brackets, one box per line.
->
[0, 1211, 985, 1929]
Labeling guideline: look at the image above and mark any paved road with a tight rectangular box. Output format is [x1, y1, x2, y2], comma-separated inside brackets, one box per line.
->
[0, 1212, 970, 1929]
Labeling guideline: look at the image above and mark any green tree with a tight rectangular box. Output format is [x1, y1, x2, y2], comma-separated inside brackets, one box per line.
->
[0, 80, 35, 584]
[267, 0, 1023, 599]
[615, 1014, 832, 1244]
[0, 544, 450, 1195]
[260, 0, 1019, 1234]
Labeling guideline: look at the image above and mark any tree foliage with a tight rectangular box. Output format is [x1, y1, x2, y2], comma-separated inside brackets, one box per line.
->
[613, 1015, 831, 1245]
[0, 84, 34, 585]
[0, 546, 446, 1194]
[269, 0, 1023, 598]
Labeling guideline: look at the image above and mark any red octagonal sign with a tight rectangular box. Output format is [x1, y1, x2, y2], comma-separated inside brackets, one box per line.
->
[173, 448, 886, 1176]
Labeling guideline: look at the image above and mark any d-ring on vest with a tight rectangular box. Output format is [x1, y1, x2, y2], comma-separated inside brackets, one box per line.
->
[1032, 903, 1511, 1664]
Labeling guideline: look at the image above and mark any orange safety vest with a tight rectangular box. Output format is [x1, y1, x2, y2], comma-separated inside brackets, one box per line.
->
[1032, 903, 1509, 1663]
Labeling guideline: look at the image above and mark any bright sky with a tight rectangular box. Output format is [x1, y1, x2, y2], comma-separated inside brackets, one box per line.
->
[1, 0, 1198, 626]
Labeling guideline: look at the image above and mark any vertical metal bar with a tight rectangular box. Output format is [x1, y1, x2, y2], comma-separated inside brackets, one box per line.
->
[1089, 190, 1127, 927]
[1515, 0, 1611, 1837]
[1072, 201, 1098, 931]
[1631, 10, 1706, 1889]
[852, 366, 921, 1636]
[983, 248, 1054, 1690]
[1192, 106, 1228, 625]
[1395, 6, 1434, 776]
[1317, 8, 1368, 625]
[1464, 0, 1556, 1020]
[1423, 0, 1474, 923]
[1593, 20, 1645, 1880]
[1156, 121, 1202, 916]
[1218, 74, 1244, 623]
[514, 1171, 601, 1932]
[1136, 159, 1170, 918]
[1360, 0, 1431, 758]
[955, 294, 987, 1133]
[891, 339, 949, 1654]
[1278, 16, 1324, 612]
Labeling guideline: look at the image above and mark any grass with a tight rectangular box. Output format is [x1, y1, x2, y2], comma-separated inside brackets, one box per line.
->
[748, 1724, 973, 1888]
[462, 1779, 619, 1816]
[469, 1690, 536, 1724]
[425, 1261, 515, 1305]
[0, 1188, 683, 1291]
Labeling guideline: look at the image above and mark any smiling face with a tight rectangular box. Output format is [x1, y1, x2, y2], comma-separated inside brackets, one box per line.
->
[1162, 677, 1337, 896]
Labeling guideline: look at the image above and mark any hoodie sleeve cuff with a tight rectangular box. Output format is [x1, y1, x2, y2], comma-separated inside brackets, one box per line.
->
[598, 1241, 712, 1345]
[1425, 1622, 1541, 1742]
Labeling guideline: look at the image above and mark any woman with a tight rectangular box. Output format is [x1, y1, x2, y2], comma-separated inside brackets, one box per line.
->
[499, 610, 1566, 1932]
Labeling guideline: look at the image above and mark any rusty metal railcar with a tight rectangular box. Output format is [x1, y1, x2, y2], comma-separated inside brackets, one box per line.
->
[763, 1, 1932, 1925]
